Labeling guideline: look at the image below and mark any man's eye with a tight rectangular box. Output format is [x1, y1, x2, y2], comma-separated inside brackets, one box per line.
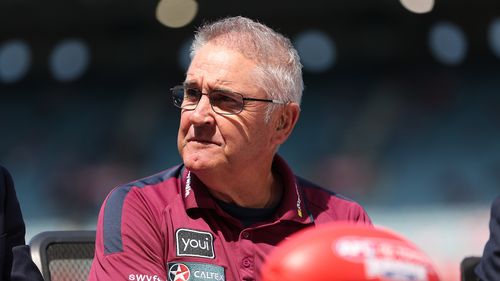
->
[212, 92, 240, 104]
[185, 89, 201, 99]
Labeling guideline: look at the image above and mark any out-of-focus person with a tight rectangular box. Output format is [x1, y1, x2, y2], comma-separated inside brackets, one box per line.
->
[475, 196, 500, 281]
[1, 165, 43, 281]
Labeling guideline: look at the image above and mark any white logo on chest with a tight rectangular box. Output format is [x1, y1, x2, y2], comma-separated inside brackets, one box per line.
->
[181, 236, 210, 251]
[175, 228, 215, 259]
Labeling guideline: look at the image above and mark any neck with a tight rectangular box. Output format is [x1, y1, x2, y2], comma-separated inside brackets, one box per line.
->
[194, 161, 283, 208]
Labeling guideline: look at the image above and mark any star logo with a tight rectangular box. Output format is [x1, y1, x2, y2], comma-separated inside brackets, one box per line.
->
[168, 263, 191, 281]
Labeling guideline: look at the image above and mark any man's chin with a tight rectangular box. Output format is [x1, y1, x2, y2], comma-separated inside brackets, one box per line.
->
[183, 155, 218, 172]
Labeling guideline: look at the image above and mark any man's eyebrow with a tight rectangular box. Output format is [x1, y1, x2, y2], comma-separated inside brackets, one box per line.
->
[183, 81, 234, 92]
[183, 81, 198, 87]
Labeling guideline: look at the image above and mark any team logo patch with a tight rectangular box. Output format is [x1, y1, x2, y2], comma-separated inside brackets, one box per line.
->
[167, 262, 225, 281]
[176, 229, 215, 258]
[169, 263, 191, 281]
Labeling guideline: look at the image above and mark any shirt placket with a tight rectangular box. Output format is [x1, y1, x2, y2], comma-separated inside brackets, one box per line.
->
[238, 229, 256, 281]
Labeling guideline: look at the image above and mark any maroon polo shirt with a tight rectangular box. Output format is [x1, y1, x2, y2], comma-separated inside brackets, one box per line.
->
[89, 155, 372, 281]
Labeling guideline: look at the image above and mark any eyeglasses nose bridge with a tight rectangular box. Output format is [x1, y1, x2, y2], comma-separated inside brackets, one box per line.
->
[193, 92, 213, 113]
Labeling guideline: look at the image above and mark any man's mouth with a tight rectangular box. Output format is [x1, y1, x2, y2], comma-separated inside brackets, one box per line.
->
[187, 138, 220, 146]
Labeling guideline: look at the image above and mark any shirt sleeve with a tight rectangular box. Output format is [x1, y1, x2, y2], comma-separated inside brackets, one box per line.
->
[88, 186, 167, 281]
[354, 206, 373, 225]
[10, 245, 44, 281]
[475, 196, 500, 281]
[341, 200, 372, 226]
[1, 166, 27, 281]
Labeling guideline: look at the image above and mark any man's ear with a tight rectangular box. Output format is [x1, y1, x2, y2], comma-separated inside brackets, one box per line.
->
[272, 103, 300, 146]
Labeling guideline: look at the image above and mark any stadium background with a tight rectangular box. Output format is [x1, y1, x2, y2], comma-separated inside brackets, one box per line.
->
[1, 0, 500, 279]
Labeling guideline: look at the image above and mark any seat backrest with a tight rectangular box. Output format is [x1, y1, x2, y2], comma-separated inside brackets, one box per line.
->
[29, 231, 96, 281]
[460, 256, 481, 281]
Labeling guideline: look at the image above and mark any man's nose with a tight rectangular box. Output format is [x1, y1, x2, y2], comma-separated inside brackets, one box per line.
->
[189, 95, 215, 125]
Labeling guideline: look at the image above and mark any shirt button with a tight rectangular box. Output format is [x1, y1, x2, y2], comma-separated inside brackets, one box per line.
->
[242, 232, 250, 239]
[242, 257, 253, 268]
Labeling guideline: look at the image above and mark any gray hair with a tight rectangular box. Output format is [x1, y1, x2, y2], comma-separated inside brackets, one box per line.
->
[190, 16, 304, 121]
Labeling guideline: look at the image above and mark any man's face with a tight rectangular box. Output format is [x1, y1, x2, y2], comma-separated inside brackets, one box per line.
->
[177, 43, 280, 175]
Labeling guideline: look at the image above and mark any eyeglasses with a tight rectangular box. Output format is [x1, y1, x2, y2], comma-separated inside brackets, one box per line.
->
[170, 85, 286, 115]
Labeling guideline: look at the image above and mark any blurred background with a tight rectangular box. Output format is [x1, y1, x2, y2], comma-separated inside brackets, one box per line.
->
[1, 0, 499, 279]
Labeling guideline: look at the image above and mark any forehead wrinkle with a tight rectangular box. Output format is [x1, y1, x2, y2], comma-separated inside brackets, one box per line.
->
[184, 78, 238, 91]
[186, 68, 257, 94]
[186, 45, 265, 97]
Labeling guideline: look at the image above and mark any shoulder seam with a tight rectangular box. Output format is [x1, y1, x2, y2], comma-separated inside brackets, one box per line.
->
[102, 165, 182, 255]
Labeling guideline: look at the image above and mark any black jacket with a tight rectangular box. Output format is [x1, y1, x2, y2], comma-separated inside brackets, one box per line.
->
[476, 196, 500, 281]
[0, 165, 43, 281]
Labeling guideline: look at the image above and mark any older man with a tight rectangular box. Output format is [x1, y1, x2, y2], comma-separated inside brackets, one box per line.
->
[89, 16, 371, 281]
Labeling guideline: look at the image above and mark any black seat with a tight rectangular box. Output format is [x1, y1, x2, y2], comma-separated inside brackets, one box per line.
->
[461, 256, 481, 281]
[29, 231, 96, 281]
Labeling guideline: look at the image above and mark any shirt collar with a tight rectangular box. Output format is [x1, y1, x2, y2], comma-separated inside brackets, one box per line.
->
[180, 154, 313, 225]
[272, 154, 313, 224]
[181, 167, 218, 211]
